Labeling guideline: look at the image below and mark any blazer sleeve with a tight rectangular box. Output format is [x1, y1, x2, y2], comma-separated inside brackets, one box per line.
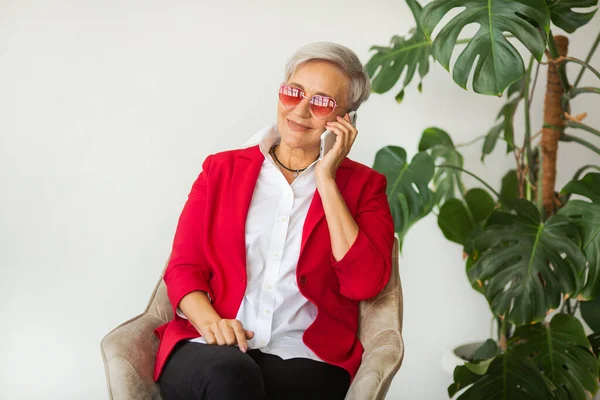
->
[163, 154, 215, 316]
[330, 171, 394, 301]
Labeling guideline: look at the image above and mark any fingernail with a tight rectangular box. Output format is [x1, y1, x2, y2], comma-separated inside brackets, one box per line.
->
[241, 345, 247, 353]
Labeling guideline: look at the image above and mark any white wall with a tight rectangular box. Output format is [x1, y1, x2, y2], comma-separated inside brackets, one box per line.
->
[1, 1, 599, 398]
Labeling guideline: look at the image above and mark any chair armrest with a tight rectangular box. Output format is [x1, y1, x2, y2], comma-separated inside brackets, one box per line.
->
[346, 329, 405, 400]
[101, 312, 165, 400]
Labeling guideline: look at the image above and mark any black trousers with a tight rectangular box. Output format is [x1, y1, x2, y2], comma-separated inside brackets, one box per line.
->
[158, 341, 351, 400]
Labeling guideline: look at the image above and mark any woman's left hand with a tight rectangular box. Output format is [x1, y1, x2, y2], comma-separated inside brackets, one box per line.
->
[315, 113, 358, 182]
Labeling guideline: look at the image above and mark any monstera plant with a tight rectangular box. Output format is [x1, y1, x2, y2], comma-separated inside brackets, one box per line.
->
[368, 0, 600, 398]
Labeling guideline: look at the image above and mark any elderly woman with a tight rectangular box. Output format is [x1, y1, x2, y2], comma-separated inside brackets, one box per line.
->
[153, 42, 394, 400]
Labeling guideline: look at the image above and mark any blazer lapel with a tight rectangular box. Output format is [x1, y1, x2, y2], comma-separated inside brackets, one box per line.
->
[299, 158, 354, 257]
[229, 145, 264, 280]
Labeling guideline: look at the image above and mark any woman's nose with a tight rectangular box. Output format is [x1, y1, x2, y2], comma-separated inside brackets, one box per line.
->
[293, 97, 312, 118]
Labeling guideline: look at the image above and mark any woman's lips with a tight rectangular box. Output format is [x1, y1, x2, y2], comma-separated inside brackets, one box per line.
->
[287, 119, 311, 132]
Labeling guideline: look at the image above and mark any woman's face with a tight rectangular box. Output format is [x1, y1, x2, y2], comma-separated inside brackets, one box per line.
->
[276, 60, 350, 152]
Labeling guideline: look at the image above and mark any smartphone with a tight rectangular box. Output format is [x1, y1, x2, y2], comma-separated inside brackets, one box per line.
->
[319, 111, 357, 160]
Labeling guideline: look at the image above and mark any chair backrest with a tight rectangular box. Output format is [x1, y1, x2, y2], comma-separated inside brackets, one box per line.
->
[145, 236, 403, 341]
[357, 237, 403, 350]
[143, 262, 172, 325]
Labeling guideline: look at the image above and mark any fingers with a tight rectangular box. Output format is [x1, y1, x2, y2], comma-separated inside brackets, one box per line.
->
[336, 114, 358, 145]
[324, 123, 349, 155]
[201, 319, 253, 352]
[212, 322, 226, 345]
[219, 319, 237, 346]
[232, 321, 248, 352]
[201, 325, 217, 345]
[327, 116, 357, 147]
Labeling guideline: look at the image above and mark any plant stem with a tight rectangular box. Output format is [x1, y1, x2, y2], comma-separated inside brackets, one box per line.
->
[573, 165, 600, 181]
[559, 57, 600, 81]
[530, 59, 541, 105]
[570, 86, 600, 97]
[437, 165, 502, 198]
[574, 30, 600, 87]
[456, 134, 487, 148]
[456, 134, 508, 149]
[499, 316, 507, 351]
[567, 121, 600, 139]
[523, 56, 535, 189]
[562, 134, 600, 156]
[536, 144, 545, 219]
[558, 297, 569, 314]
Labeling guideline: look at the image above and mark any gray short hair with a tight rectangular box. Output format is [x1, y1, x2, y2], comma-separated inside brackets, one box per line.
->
[283, 42, 371, 112]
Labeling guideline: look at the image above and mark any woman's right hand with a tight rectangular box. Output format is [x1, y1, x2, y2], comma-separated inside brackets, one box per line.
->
[178, 291, 254, 352]
[198, 319, 254, 352]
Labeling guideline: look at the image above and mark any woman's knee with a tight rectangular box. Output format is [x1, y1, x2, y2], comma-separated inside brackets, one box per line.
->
[161, 344, 265, 399]
[206, 350, 263, 384]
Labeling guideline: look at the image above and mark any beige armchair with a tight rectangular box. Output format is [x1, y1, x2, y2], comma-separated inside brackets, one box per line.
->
[101, 238, 404, 399]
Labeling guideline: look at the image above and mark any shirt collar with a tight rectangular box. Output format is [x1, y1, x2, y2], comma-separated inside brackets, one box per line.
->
[241, 124, 320, 171]
[241, 124, 281, 158]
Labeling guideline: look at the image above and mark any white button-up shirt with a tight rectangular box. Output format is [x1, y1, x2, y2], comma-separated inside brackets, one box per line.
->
[179, 124, 323, 362]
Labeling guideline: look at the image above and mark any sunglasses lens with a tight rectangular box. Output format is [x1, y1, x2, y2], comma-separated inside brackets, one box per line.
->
[278, 84, 336, 119]
[310, 96, 336, 119]
[279, 84, 302, 108]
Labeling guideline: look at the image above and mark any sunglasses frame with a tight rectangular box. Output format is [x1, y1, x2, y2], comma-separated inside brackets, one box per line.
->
[278, 83, 338, 119]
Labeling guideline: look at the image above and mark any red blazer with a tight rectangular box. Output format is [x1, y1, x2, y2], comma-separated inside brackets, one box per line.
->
[153, 144, 394, 381]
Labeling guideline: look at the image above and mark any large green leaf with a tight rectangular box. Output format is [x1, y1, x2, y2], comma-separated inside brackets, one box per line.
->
[468, 199, 587, 325]
[546, 0, 598, 33]
[366, 0, 432, 100]
[561, 173, 600, 203]
[449, 352, 555, 399]
[373, 146, 435, 250]
[510, 313, 599, 399]
[438, 188, 495, 245]
[420, 0, 550, 95]
[418, 127, 465, 204]
[559, 173, 600, 299]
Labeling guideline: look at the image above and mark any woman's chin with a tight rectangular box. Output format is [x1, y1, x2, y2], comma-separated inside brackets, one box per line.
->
[281, 130, 311, 147]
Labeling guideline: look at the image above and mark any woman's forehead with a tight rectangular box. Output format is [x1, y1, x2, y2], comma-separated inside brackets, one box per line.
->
[289, 61, 349, 99]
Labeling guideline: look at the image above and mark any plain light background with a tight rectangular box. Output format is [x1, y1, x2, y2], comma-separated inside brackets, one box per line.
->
[1, 1, 599, 398]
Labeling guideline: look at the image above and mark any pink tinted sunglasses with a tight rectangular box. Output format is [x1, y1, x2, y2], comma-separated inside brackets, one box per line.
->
[278, 83, 338, 119]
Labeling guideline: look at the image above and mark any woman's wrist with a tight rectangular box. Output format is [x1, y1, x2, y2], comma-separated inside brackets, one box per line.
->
[180, 291, 222, 329]
[316, 173, 336, 190]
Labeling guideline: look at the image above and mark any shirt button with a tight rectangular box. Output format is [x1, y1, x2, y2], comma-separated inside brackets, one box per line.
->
[299, 276, 307, 285]
[266, 284, 273, 290]
[272, 252, 280, 258]
[280, 216, 288, 223]
[259, 340, 266, 347]
[264, 309, 271, 314]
